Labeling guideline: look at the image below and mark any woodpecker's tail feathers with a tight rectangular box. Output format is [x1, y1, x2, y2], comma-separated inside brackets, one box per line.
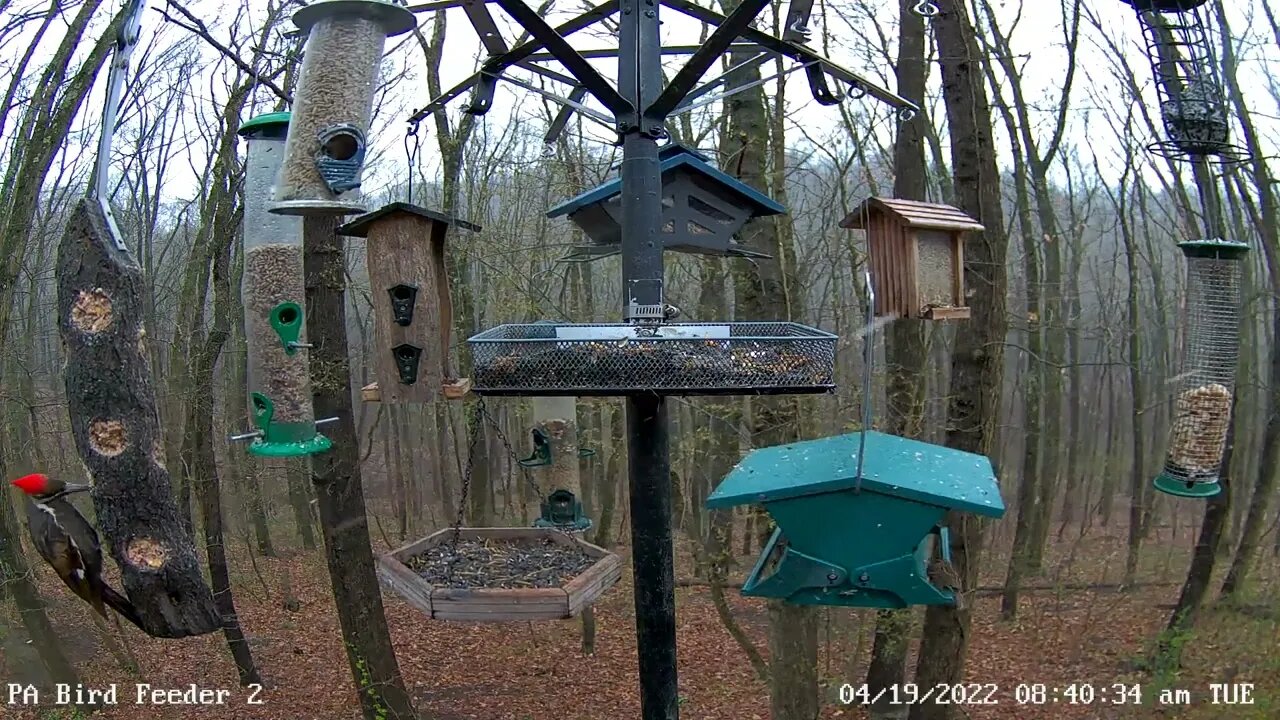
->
[100, 583, 146, 631]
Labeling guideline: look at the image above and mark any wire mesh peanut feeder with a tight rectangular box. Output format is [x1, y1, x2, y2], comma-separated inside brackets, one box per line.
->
[237, 112, 331, 457]
[1154, 239, 1249, 498]
[269, 0, 416, 216]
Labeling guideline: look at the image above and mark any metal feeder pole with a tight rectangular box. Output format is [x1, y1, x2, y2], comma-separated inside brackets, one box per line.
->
[618, 0, 678, 717]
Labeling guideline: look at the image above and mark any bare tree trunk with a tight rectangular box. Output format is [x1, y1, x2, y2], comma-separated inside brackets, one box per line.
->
[303, 215, 415, 720]
[911, 3, 1009, 718]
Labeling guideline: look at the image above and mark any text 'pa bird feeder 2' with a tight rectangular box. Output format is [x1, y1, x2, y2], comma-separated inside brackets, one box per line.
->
[269, 0, 416, 216]
[1155, 239, 1249, 498]
[375, 528, 622, 621]
[339, 202, 479, 403]
[238, 112, 331, 457]
[547, 143, 784, 262]
[841, 197, 983, 321]
[707, 431, 1005, 609]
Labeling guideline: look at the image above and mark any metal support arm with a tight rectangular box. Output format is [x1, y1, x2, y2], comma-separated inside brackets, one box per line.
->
[95, 0, 146, 252]
[490, 0, 632, 117]
[408, 0, 621, 123]
[662, 0, 917, 114]
[645, 0, 772, 119]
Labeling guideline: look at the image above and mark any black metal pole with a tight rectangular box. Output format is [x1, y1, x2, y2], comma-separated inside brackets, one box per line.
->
[618, 0, 678, 716]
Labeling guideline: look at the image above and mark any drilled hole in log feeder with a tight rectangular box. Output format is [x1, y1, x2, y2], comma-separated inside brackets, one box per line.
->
[406, 536, 595, 590]
[71, 288, 114, 333]
[151, 438, 166, 470]
[137, 325, 146, 356]
[126, 537, 169, 570]
[89, 419, 128, 456]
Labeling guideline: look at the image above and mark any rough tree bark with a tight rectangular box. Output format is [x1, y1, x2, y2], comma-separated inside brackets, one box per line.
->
[910, 2, 1009, 718]
[303, 215, 415, 720]
[865, 2, 930, 716]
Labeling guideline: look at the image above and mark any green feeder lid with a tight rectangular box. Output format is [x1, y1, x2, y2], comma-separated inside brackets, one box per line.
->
[707, 431, 1005, 518]
[238, 112, 291, 138]
[1153, 472, 1221, 499]
[1178, 239, 1250, 260]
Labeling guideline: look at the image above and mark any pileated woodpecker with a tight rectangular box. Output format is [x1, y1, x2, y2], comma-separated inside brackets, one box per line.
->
[11, 473, 145, 630]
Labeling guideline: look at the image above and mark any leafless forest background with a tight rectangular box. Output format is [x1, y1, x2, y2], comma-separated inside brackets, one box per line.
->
[2, 0, 1279, 718]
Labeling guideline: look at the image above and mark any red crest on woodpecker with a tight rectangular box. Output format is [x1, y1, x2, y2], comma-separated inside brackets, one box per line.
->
[11, 473, 51, 495]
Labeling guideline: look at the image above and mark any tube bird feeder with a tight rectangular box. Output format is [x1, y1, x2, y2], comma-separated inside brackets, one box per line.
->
[1154, 239, 1249, 498]
[239, 112, 331, 457]
[270, 0, 416, 216]
[523, 394, 593, 531]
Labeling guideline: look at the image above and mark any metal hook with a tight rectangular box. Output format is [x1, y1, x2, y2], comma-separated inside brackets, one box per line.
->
[897, 106, 918, 122]
[912, 0, 939, 17]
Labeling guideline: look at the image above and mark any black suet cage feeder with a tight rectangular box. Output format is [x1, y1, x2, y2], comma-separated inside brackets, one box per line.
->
[1118, 0, 1235, 160]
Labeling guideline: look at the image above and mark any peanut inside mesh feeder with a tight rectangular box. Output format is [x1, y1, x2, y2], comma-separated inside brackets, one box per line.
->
[238, 112, 331, 458]
[269, 0, 416, 216]
[375, 528, 622, 621]
[1154, 239, 1249, 498]
[468, 322, 837, 396]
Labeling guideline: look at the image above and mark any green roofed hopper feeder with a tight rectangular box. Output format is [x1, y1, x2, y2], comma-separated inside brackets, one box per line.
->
[707, 431, 1005, 609]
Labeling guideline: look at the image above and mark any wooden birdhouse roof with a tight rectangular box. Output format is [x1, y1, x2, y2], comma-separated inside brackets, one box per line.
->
[839, 197, 985, 233]
[338, 201, 481, 236]
[706, 430, 1004, 518]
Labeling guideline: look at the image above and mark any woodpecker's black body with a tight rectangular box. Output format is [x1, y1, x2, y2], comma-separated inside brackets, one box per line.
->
[19, 482, 144, 630]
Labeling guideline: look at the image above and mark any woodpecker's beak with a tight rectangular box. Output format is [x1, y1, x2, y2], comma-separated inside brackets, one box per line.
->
[61, 483, 92, 494]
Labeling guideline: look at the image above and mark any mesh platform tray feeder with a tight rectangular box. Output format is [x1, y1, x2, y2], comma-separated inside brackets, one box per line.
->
[375, 527, 622, 621]
[468, 322, 837, 396]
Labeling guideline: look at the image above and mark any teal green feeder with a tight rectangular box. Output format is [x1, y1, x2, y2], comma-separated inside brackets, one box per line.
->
[706, 431, 1005, 609]
[247, 392, 333, 457]
[533, 489, 592, 531]
[517, 428, 597, 467]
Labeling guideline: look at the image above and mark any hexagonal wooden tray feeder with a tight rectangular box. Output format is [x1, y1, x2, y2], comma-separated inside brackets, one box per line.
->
[375, 527, 622, 621]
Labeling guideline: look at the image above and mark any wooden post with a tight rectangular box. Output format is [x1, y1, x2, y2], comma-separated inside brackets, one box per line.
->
[340, 202, 478, 403]
[56, 199, 220, 638]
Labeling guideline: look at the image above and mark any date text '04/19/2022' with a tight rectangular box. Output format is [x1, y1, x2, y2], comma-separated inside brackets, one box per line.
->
[6, 683, 266, 707]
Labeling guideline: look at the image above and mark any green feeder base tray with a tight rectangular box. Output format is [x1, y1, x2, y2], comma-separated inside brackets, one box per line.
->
[1153, 472, 1221, 499]
[532, 517, 593, 532]
[249, 433, 334, 458]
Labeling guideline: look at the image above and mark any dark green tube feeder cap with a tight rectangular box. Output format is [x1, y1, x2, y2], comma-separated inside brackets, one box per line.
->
[1177, 238, 1251, 260]
[1153, 472, 1221, 499]
[238, 111, 291, 140]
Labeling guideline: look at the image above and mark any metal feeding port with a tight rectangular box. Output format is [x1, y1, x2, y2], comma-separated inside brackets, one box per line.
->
[467, 322, 837, 396]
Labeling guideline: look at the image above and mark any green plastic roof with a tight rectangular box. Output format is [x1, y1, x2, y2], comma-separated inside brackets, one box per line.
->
[1178, 238, 1250, 260]
[238, 112, 291, 137]
[706, 430, 1004, 517]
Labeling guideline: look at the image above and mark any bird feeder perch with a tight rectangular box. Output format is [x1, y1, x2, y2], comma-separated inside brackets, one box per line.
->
[547, 143, 784, 262]
[239, 112, 331, 458]
[375, 527, 621, 621]
[339, 202, 480, 403]
[1117, 0, 1231, 158]
[841, 197, 984, 320]
[270, 0, 416, 216]
[1154, 239, 1249, 498]
[706, 431, 1005, 609]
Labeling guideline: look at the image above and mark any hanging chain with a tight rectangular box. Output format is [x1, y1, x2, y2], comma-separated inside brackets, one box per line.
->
[403, 120, 421, 203]
[912, 0, 939, 18]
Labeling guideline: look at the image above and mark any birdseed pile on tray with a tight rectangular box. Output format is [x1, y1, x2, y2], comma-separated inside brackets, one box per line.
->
[406, 536, 596, 589]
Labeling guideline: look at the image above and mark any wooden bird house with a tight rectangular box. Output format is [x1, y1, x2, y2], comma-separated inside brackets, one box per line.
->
[840, 197, 984, 320]
[339, 202, 479, 403]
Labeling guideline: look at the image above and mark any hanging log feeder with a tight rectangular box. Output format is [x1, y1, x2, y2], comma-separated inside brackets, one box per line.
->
[375, 527, 622, 621]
